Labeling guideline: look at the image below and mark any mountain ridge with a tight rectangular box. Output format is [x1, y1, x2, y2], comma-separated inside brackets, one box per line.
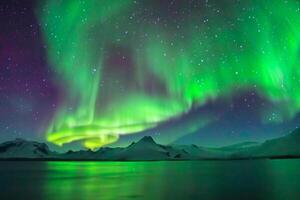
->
[1, 130, 300, 161]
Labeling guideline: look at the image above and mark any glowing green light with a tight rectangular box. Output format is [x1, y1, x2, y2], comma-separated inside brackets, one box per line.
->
[39, 0, 300, 148]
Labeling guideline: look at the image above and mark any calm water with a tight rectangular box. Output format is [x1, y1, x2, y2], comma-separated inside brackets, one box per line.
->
[0, 160, 300, 200]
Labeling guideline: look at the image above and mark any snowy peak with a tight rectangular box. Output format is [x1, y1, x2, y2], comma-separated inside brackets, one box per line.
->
[127, 136, 163, 151]
[116, 136, 170, 160]
[0, 138, 52, 158]
[231, 127, 300, 158]
[136, 136, 157, 145]
[125, 136, 160, 150]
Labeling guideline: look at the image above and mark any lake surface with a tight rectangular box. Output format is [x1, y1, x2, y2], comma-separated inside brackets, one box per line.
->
[0, 160, 300, 200]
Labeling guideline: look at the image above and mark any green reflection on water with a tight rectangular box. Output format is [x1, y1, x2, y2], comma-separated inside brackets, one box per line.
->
[34, 160, 300, 200]
[44, 162, 168, 200]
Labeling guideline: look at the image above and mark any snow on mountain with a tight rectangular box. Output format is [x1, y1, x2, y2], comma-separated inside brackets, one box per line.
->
[112, 136, 174, 160]
[229, 128, 300, 158]
[2, 128, 300, 160]
[0, 138, 53, 158]
[250, 128, 300, 157]
[58, 137, 197, 160]
[175, 144, 229, 159]
[219, 142, 261, 152]
[59, 149, 97, 160]
[60, 147, 124, 160]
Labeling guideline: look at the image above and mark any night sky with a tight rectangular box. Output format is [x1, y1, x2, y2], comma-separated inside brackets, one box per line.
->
[1, 0, 300, 150]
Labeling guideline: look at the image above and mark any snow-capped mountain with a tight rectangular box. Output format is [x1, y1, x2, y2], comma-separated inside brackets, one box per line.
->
[106, 136, 185, 161]
[2, 128, 300, 160]
[0, 138, 54, 158]
[250, 128, 300, 157]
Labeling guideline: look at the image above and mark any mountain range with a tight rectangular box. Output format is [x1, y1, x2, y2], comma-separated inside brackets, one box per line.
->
[1, 128, 300, 161]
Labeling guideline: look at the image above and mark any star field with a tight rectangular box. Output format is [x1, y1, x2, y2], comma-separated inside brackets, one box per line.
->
[1, 0, 300, 149]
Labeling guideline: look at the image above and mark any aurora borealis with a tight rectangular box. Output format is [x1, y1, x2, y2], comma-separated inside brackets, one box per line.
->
[2, 0, 300, 149]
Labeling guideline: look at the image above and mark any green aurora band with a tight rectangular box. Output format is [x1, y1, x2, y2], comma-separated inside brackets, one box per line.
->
[38, 0, 300, 149]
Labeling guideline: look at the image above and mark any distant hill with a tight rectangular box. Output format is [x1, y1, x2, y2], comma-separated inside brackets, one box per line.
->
[219, 142, 261, 152]
[173, 144, 229, 159]
[2, 128, 300, 160]
[246, 128, 300, 157]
